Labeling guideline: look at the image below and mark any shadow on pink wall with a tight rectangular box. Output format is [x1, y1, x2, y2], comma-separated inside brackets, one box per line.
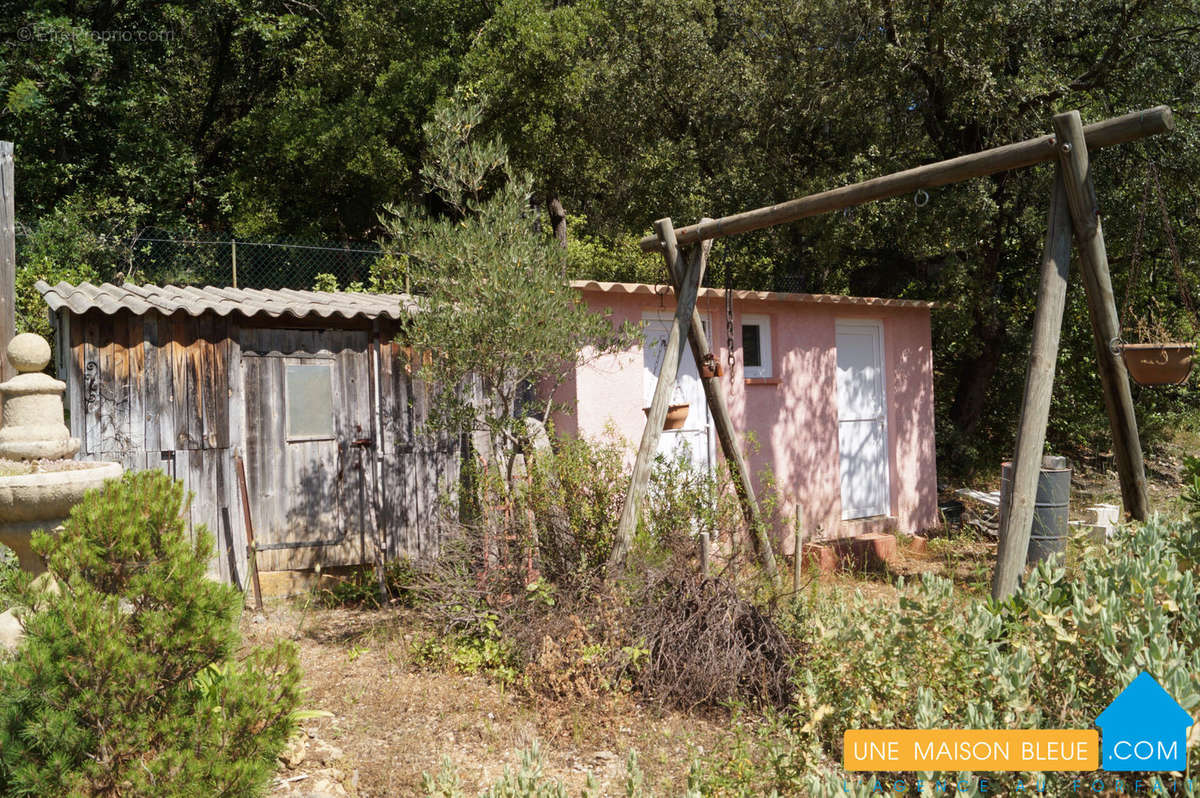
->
[548, 290, 938, 548]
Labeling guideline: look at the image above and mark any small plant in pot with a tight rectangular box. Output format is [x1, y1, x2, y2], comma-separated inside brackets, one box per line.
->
[1118, 306, 1195, 386]
[643, 385, 690, 430]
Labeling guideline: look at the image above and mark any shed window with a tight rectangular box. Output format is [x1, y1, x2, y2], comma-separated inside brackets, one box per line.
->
[741, 314, 772, 379]
[286, 363, 334, 440]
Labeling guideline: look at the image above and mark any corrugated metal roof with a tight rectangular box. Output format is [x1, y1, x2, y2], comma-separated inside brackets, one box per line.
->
[36, 281, 417, 322]
[569, 280, 935, 309]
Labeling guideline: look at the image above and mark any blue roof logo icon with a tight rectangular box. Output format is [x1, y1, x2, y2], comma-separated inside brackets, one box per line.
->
[1095, 672, 1193, 772]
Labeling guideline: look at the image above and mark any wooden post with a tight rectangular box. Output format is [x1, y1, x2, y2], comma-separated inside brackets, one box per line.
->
[792, 503, 804, 591]
[0, 142, 14, 385]
[1053, 111, 1150, 521]
[235, 453, 264, 612]
[659, 219, 778, 578]
[992, 168, 1073, 600]
[699, 531, 711, 579]
[607, 218, 706, 574]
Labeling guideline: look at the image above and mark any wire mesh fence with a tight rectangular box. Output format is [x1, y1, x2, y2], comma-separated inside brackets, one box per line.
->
[17, 225, 391, 292]
[133, 231, 387, 291]
[15, 222, 808, 295]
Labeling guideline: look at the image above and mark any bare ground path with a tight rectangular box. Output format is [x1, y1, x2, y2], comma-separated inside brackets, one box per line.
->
[247, 604, 730, 797]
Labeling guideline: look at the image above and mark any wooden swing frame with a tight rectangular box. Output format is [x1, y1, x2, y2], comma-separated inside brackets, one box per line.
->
[611, 106, 1174, 598]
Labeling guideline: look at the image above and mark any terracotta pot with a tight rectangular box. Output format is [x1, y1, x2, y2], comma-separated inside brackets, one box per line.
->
[699, 353, 724, 379]
[1119, 343, 1194, 386]
[801, 543, 839, 575]
[644, 403, 690, 430]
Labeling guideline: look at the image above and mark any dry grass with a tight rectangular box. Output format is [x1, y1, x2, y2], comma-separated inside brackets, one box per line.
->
[245, 603, 731, 798]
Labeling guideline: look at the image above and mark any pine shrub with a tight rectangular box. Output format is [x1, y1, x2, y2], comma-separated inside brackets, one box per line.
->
[0, 470, 302, 797]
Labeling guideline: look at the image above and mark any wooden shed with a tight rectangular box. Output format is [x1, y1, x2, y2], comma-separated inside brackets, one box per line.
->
[35, 280, 463, 587]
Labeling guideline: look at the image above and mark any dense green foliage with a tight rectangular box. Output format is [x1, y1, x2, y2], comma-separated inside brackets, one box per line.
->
[0, 471, 302, 796]
[6, 0, 1200, 469]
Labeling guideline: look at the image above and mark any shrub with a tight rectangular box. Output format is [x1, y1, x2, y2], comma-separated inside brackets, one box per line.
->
[0, 551, 17, 612]
[411, 612, 521, 687]
[727, 515, 1200, 796]
[407, 432, 797, 709]
[317, 569, 387, 608]
[0, 470, 303, 797]
[1183, 454, 1200, 521]
[628, 565, 796, 710]
[523, 431, 628, 585]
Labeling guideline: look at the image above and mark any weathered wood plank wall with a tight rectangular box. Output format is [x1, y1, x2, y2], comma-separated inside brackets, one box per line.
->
[67, 309, 241, 583]
[376, 339, 463, 561]
[61, 309, 461, 584]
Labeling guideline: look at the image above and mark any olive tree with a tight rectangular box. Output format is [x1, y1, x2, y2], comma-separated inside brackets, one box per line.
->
[379, 97, 636, 483]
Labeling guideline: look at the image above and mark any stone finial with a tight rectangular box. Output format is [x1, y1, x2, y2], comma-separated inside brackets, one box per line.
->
[8, 333, 52, 374]
[0, 333, 80, 460]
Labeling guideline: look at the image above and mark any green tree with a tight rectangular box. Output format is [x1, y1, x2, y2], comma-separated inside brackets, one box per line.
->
[463, 0, 1200, 470]
[227, 0, 491, 238]
[0, 470, 302, 796]
[379, 96, 636, 481]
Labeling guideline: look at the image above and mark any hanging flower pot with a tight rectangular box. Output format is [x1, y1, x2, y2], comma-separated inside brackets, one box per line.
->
[1117, 164, 1198, 388]
[643, 403, 690, 430]
[1119, 343, 1194, 386]
[699, 353, 724, 379]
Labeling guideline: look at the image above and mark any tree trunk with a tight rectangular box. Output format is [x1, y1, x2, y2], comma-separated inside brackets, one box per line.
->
[547, 195, 567, 249]
[948, 324, 1005, 438]
[948, 234, 1006, 438]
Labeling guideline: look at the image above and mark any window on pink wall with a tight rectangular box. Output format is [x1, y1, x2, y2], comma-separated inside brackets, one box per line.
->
[741, 313, 772, 379]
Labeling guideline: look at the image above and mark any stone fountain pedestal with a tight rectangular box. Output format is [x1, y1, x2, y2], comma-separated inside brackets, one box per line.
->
[0, 465, 124, 573]
[0, 333, 123, 648]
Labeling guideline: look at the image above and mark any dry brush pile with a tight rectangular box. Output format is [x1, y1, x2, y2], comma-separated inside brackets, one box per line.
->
[376, 436, 802, 712]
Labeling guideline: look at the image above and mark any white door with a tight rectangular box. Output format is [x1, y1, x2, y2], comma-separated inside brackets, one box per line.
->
[836, 320, 890, 519]
[643, 312, 713, 476]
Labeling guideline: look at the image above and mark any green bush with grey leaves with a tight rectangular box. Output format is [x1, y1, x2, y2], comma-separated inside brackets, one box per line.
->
[700, 516, 1200, 796]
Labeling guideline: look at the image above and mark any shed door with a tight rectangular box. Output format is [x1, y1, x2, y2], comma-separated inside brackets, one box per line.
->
[642, 312, 714, 476]
[241, 329, 376, 571]
[836, 320, 890, 520]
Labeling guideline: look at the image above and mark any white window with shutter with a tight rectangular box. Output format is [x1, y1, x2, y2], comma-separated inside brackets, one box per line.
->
[741, 313, 772, 379]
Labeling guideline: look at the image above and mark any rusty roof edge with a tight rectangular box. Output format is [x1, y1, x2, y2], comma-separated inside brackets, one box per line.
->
[568, 279, 936, 309]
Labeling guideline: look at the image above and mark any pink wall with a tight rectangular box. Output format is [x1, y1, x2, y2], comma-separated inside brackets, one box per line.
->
[553, 287, 938, 545]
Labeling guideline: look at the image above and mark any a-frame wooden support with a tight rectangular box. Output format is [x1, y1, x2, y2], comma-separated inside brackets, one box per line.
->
[1053, 111, 1150, 523]
[608, 218, 778, 578]
[993, 110, 1152, 598]
[618, 106, 1172, 588]
[991, 169, 1073, 598]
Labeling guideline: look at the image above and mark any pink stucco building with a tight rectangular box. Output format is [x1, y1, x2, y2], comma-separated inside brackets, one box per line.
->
[552, 280, 939, 548]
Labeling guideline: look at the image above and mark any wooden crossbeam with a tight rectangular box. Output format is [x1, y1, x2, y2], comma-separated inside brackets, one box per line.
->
[638, 106, 1173, 251]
